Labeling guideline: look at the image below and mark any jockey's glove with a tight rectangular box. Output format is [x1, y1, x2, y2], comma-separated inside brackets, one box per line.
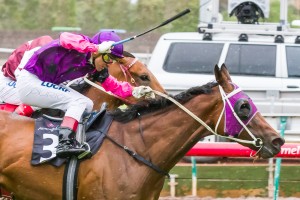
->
[97, 67, 109, 83]
[132, 86, 155, 99]
[98, 41, 114, 54]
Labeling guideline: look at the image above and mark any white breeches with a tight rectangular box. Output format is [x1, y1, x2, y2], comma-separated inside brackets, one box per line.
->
[0, 46, 41, 105]
[16, 70, 93, 121]
[0, 73, 22, 105]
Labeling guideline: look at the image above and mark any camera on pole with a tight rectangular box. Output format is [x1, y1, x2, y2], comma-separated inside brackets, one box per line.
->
[228, 0, 269, 24]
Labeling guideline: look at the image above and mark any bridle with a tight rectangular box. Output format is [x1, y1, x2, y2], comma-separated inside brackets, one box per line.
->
[152, 84, 264, 155]
[216, 85, 263, 148]
[117, 58, 138, 85]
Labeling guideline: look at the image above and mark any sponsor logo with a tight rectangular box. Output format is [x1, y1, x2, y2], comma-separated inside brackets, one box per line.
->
[281, 146, 300, 155]
[7, 81, 16, 88]
[38, 126, 59, 132]
[41, 82, 70, 92]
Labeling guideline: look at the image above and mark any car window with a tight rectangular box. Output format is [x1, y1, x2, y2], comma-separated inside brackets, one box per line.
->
[163, 42, 223, 74]
[286, 46, 300, 78]
[225, 44, 276, 77]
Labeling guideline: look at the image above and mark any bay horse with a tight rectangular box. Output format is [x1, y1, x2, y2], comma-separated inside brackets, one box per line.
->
[0, 64, 284, 199]
[0, 52, 166, 199]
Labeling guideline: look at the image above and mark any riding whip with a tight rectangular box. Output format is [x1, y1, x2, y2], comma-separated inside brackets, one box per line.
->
[113, 8, 191, 46]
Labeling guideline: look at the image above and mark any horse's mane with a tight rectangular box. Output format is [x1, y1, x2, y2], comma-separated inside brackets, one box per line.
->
[71, 51, 136, 93]
[110, 81, 218, 123]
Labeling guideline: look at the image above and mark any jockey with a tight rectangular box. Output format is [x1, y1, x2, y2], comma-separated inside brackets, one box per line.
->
[0, 35, 53, 116]
[13, 31, 153, 158]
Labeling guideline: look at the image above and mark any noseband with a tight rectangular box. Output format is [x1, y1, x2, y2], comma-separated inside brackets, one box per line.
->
[118, 58, 138, 86]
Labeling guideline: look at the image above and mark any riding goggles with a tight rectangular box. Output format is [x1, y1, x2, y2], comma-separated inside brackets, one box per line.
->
[102, 54, 114, 64]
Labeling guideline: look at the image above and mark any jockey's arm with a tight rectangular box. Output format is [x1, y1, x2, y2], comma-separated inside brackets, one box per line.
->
[94, 68, 154, 99]
[101, 75, 133, 98]
[91, 67, 133, 98]
[59, 32, 99, 53]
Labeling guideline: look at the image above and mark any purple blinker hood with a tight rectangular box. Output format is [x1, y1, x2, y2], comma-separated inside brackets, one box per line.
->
[224, 84, 258, 136]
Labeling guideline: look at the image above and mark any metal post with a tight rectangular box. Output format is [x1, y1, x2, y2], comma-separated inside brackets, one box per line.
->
[191, 157, 197, 196]
[273, 116, 287, 200]
[268, 158, 274, 198]
[199, 0, 220, 24]
[168, 174, 178, 197]
[280, 0, 288, 26]
[211, 0, 219, 23]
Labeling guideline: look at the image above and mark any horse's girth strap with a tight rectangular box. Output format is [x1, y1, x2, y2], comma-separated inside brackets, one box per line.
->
[104, 134, 170, 178]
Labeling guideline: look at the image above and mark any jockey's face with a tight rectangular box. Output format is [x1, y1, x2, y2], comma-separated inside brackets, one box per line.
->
[92, 53, 120, 71]
[92, 53, 109, 71]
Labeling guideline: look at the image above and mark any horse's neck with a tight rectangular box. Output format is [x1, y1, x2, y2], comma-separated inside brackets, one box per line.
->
[139, 92, 219, 171]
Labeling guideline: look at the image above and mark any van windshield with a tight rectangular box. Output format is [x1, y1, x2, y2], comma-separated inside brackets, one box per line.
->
[225, 44, 276, 77]
[163, 42, 276, 77]
[286, 46, 300, 78]
[163, 42, 223, 73]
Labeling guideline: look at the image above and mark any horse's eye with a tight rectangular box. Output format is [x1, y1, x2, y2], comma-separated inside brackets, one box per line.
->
[234, 99, 252, 120]
[140, 74, 150, 81]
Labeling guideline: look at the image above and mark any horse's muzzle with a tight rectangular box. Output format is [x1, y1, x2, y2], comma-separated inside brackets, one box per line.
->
[260, 136, 285, 159]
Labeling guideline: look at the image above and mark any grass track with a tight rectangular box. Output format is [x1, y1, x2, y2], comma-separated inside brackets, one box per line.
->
[160, 165, 300, 198]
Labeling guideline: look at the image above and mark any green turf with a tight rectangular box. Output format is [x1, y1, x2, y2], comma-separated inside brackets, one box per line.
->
[161, 165, 300, 197]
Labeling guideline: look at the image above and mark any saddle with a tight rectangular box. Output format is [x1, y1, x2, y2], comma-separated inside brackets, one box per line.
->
[0, 101, 110, 162]
[31, 104, 112, 166]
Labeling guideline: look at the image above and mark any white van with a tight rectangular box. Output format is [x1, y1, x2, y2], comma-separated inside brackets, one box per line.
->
[147, 22, 300, 161]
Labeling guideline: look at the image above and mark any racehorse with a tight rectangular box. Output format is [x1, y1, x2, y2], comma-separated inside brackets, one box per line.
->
[0, 52, 166, 199]
[0, 64, 284, 199]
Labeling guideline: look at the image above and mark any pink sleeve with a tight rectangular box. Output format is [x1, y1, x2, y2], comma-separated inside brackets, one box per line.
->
[59, 32, 98, 53]
[101, 75, 133, 98]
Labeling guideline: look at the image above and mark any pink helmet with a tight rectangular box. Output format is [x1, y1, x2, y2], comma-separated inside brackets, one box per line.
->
[91, 31, 123, 58]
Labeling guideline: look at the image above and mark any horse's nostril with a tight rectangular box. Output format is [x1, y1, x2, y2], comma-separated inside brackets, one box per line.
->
[272, 137, 285, 147]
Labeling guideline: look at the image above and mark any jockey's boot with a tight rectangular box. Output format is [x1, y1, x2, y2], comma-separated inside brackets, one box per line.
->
[56, 116, 85, 158]
[14, 103, 34, 117]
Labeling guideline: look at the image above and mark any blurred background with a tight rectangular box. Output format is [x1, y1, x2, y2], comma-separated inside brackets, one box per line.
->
[1, 0, 300, 53]
[1, 1, 300, 199]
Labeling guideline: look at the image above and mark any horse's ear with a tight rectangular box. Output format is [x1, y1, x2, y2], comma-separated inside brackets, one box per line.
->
[215, 63, 233, 92]
[123, 51, 135, 58]
[220, 63, 232, 81]
[214, 64, 220, 78]
[117, 51, 135, 64]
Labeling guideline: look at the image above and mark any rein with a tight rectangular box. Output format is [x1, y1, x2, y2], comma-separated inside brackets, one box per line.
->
[152, 86, 264, 152]
[82, 78, 263, 176]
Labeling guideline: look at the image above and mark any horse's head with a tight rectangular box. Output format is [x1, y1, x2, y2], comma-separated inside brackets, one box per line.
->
[84, 52, 166, 110]
[214, 64, 284, 158]
[107, 51, 166, 103]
